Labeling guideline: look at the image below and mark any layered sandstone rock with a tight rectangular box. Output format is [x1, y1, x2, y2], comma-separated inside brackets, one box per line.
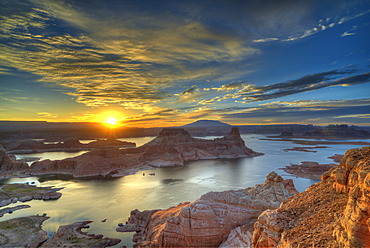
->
[26, 127, 262, 178]
[118, 172, 297, 247]
[252, 146, 370, 248]
[0, 144, 28, 171]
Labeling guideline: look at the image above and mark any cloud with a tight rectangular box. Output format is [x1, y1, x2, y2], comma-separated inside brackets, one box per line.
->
[341, 31, 356, 37]
[252, 38, 279, 43]
[0, 1, 259, 110]
[37, 112, 58, 119]
[221, 98, 370, 124]
[241, 70, 370, 102]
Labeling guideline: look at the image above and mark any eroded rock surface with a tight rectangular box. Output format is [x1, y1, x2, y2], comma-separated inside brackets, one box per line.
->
[42, 221, 121, 247]
[0, 216, 49, 248]
[118, 172, 297, 247]
[252, 146, 370, 248]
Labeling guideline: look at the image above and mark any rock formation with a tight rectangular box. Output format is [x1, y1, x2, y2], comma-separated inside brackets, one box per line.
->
[280, 161, 336, 180]
[140, 127, 262, 167]
[0, 216, 120, 248]
[23, 127, 262, 178]
[252, 146, 370, 247]
[0, 183, 62, 207]
[0, 216, 49, 248]
[118, 172, 297, 247]
[0, 144, 28, 171]
[42, 221, 121, 247]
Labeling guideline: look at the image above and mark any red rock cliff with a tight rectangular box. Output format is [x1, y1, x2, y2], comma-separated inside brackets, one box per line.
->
[118, 172, 297, 247]
[252, 146, 370, 247]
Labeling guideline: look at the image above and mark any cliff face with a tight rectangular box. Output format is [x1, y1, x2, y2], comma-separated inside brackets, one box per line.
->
[252, 146, 370, 247]
[0, 145, 28, 171]
[27, 127, 262, 178]
[118, 172, 297, 247]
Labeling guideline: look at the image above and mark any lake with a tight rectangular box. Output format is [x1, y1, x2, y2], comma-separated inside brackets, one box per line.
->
[1, 134, 368, 247]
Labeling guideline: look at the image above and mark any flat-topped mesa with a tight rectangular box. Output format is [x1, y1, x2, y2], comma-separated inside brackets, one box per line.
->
[117, 172, 297, 248]
[252, 146, 370, 248]
[145, 128, 196, 146]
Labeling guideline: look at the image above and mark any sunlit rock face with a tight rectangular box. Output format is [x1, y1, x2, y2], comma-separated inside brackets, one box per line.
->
[27, 127, 262, 178]
[252, 146, 370, 248]
[118, 172, 297, 247]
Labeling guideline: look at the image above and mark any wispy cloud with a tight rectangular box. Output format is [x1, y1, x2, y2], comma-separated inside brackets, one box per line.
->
[341, 31, 356, 37]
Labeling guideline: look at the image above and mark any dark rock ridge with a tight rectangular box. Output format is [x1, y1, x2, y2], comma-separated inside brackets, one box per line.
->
[279, 124, 370, 138]
[8, 138, 135, 154]
[117, 172, 297, 248]
[252, 146, 370, 247]
[280, 161, 336, 180]
[7, 127, 262, 178]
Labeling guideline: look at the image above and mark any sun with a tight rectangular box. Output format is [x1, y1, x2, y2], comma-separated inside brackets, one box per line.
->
[105, 117, 118, 127]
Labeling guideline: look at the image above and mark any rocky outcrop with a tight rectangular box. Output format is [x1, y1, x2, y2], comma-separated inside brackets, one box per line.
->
[252, 146, 370, 247]
[42, 221, 121, 247]
[141, 127, 262, 167]
[0, 144, 28, 171]
[118, 172, 297, 247]
[280, 161, 336, 180]
[0, 216, 49, 248]
[24, 127, 262, 178]
[0, 184, 62, 207]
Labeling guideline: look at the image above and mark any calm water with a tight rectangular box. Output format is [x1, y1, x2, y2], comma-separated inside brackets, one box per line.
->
[2, 134, 368, 247]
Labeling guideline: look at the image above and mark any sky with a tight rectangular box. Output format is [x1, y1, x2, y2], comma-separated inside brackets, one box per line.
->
[0, 0, 370, 127]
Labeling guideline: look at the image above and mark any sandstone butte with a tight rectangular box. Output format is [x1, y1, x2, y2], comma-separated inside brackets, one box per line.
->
[117, 171, 298, 247]
[1, 127, 263, 178]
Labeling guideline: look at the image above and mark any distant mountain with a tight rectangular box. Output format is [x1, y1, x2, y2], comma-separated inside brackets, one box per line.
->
[182, 120, 231, 128]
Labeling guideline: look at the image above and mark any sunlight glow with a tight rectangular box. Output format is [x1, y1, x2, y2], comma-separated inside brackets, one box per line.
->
[105, 117, 118, 126]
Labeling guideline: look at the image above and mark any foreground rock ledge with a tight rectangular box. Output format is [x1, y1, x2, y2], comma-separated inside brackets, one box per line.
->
[118, 171, 297, 248]
[3, 127, 263, 178]
[0, 216, 121, 248]
[253, 146, 370, 247]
